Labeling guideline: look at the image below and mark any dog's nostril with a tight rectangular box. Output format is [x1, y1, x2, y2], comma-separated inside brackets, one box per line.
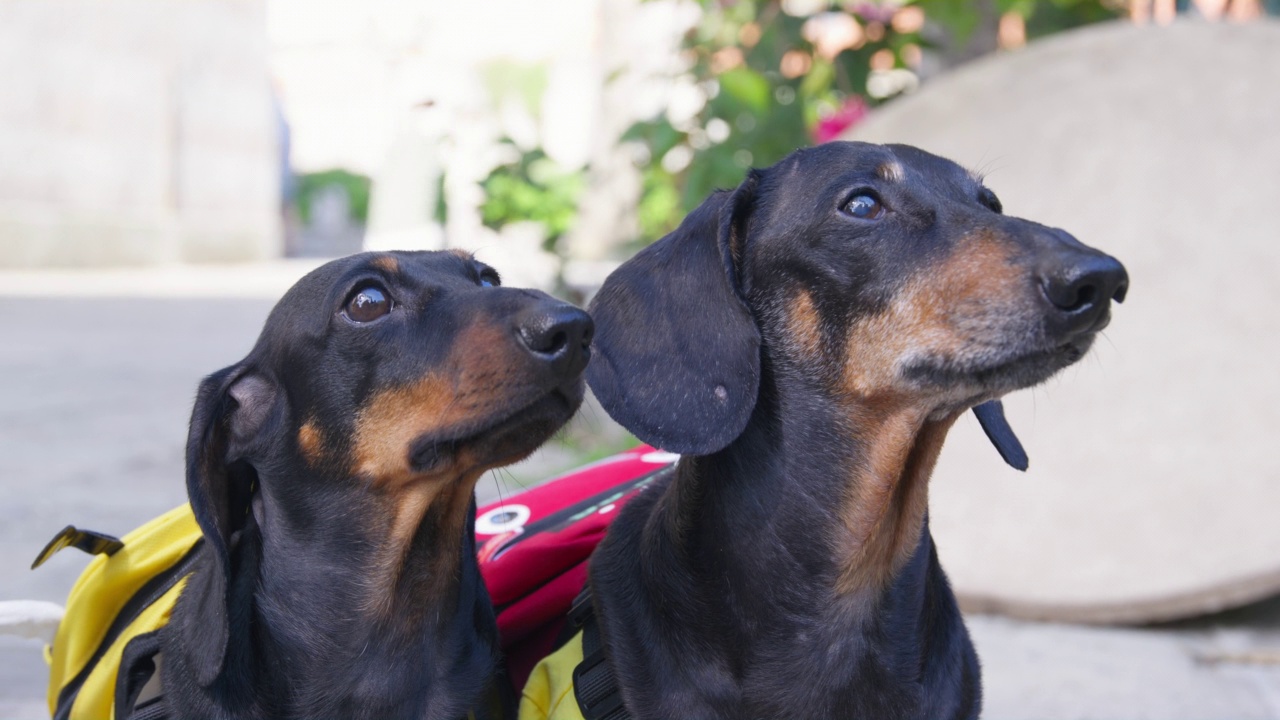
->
[521, 326, 566, 355]
[1044, 254, 1128, 315]
[518, 306, 593, 361]
[1043, 277, 1096, 314]
[549, 331, 568, 353]
[1064, 284, 1097, 313]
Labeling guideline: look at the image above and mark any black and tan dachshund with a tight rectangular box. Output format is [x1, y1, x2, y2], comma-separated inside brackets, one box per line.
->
[160, 251, 591, 719]
[584, 142, 1128, 719]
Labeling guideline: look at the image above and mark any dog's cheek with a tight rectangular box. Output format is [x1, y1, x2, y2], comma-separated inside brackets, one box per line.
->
[883, 234, 1036, 375]
[931, 233, 1031, 335]
[297, 419, 327, 467]
[839, 295, 931, 399]
[347, 330, 532, 486]
[350, 375, 465, 486]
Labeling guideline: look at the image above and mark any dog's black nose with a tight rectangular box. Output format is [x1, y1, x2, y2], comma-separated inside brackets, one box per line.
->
[1040, 251, 1129, 335]
[517, 304, 594, 372]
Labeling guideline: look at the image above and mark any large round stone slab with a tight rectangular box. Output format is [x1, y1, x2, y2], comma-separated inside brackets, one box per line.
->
[848, 20, 1280, 623]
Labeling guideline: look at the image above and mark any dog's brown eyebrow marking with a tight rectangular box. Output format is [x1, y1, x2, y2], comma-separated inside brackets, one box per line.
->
[448, 249, 475, 262]
[372, 255, 400, 273]
[876, 162, 905, 183]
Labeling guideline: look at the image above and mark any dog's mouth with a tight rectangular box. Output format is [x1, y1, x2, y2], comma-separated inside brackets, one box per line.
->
[407, 380, 584, 476]
[904, 333, 1095, 399]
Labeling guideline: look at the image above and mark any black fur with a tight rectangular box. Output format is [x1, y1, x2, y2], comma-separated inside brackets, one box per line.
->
[586, 142, 1127, 719]
[161, 251, 592, 720]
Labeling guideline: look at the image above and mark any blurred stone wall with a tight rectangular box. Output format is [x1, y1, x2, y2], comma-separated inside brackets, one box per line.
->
[846, 19, 1280, 622]
[0, 0, 280, 267]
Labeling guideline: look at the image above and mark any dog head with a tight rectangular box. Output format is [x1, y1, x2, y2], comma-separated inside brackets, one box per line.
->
[587, 141, 1127, 456]
[183, 250, 591, 684]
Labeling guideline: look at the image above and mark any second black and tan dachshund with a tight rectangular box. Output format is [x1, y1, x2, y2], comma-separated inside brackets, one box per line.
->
[583, 142, 1128, 719]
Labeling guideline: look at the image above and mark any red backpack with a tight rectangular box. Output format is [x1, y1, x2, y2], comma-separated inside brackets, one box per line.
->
[37, 445, 670, 719]
[475, 445, 676, 689]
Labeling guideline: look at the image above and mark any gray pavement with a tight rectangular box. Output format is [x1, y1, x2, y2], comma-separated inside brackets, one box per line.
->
[2, 276, 1279, 718]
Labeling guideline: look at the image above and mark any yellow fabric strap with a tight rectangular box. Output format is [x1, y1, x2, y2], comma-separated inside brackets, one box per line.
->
[46, 505, 202, 720]
[519, 630, 587, 720]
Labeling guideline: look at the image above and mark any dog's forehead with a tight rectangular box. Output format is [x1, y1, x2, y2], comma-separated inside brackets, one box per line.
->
[259, 250, 480, 341]
[776, 142, 977, 190]
[357, 249, 480, 287]
[292, 250, 475, 300]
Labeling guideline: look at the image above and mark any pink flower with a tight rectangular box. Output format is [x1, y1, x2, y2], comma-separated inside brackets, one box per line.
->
[849, 2, 896, 24]
[813, 96, 869, 144]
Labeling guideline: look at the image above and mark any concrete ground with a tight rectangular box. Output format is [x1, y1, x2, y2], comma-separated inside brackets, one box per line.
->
[2, 264, 1278, 718]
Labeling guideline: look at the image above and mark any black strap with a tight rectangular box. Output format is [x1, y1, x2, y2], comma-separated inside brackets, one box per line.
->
[570, 587, 632, 720]
[125, 698, 171, 720]
[31, 526, 125, 569]
[115, 631, 170, 720]
[973, 400, 1029, 471]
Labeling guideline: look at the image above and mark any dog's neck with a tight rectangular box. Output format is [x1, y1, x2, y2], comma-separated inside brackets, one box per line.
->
[589, 357, 980, 718]
[166, 469, 501, 720]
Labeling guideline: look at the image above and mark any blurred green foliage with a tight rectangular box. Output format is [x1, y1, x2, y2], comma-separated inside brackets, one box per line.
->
[625, 0, 915, 242]
[481, 146, 585, 251]
[477, 0, 1125, 252]
[296, 169, 371, 224]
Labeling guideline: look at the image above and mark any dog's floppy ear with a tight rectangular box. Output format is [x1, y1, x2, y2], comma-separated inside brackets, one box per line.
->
[587, 174, 761, 455]
[183, 364, 278, 685]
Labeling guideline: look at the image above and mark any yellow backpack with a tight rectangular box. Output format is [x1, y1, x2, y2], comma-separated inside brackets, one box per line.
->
[36, 505, 203, 720]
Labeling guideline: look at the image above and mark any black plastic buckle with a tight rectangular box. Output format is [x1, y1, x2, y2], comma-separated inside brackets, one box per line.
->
[31, 526, 124, 569]
[572, 647, 625, 720]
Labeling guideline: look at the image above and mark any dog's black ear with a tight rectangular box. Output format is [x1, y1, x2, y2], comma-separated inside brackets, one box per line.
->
[587, 174, 761, 455]
[184, 365, 278, 685]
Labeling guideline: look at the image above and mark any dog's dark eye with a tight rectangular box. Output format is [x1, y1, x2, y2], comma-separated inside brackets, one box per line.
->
[478, 269, 500, 288]
[842, 192, 884, 220]
[344, 285, 392, 323]
[979, 188, 1003, 214]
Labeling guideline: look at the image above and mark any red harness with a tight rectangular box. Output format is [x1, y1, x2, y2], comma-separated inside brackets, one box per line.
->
[475, 445, 675, 689]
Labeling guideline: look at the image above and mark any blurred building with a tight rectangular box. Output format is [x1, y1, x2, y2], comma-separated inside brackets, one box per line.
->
[0, 0, 281, 268]
[268, 0, 693, 287]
